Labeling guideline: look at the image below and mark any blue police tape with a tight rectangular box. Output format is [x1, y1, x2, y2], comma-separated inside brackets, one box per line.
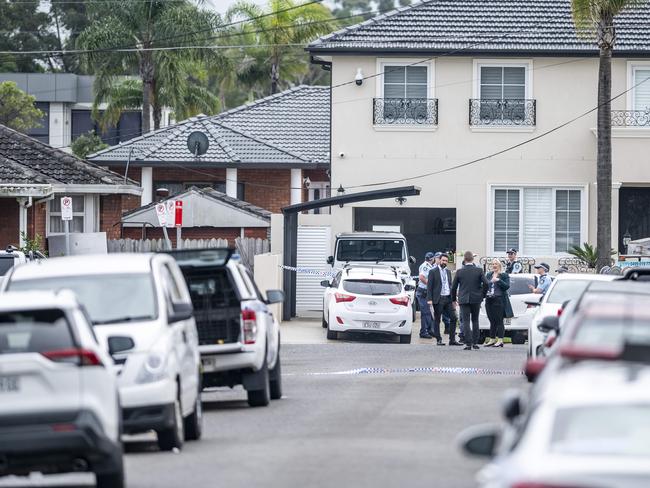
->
[305, 367, 523, 376]
[279, 264, 419, 280]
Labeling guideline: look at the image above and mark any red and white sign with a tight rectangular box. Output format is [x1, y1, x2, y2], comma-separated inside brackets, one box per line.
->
[174, 200, 183, 227]
[155, 203, 167, 227]
[61, 196, 73, 221]
[165, 200, 176, 228]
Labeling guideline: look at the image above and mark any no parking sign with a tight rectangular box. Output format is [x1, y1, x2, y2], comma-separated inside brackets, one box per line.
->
[61, 196, 73, 221]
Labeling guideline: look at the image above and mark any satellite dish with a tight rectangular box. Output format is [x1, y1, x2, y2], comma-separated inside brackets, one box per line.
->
[187, 131, 209, 156]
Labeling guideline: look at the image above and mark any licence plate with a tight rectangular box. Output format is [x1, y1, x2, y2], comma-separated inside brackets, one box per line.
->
[362, 321, 380, 329]
[0, 375, 20, 393]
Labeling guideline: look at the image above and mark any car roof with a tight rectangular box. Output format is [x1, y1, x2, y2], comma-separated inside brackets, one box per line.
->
[552, 273, 617, 282]
[583, 279, 650, 295]
[0, 290, 80, 312]
[9, 253, 157, 281]
[336, 232, 405, 240]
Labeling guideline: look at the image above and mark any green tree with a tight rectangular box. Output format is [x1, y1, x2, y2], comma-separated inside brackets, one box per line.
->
[49, 0, 92, 73]
[227, 0, 336, 94]
[0, 81, 44, 131]
[71, 131, 108, 159]
[76, 0, 224, 133]
[571, 0, 648, 269]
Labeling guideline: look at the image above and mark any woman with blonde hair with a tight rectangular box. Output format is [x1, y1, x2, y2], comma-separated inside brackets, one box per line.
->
[484, 258, 512, 347]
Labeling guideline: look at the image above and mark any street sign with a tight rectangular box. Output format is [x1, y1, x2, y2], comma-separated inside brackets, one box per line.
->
[175, 200, 183, 227]
[61, 196, 73, 221]
[165, 200, 176, 228]
[155, 203, 167, 227]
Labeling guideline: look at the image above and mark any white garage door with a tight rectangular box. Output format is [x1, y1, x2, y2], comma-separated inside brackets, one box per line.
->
[296, 225, 331, 316]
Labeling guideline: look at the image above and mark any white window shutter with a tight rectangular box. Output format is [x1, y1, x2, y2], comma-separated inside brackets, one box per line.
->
[523, 188, 552, 255]
[634, 69, 650, 110]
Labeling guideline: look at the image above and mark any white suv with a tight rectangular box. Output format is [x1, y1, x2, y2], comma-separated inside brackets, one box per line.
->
[2, 253, 202, 451]
[321, 266, 414, 343]
[0, 291, 123, 487]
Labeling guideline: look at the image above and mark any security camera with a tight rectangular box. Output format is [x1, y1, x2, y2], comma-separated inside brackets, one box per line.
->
[303, 176, 311, 189]
[338, 151, 345, 158]
[355, 68, 363, 86]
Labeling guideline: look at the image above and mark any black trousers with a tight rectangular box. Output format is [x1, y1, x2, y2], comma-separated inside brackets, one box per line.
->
[460, 302, 481, 346]
[485, 296, 505, 339]
[433, 296, 457, 341]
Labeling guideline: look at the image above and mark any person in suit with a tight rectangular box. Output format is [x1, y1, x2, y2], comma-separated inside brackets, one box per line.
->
[484, 259, 513, 348]
[451, 251, 489, 350]
[426, 254, 462, 346]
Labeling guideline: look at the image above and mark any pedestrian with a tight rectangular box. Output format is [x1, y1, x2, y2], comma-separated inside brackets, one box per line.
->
[505, 248, 523, 274]
[451, 251, 489, 350]
[529, 263, 552, 295]
[484, 259, 513, 348]
[417, 252, 436, 339]
[433, 252, 452, 335]
[426, 254, 462, 346]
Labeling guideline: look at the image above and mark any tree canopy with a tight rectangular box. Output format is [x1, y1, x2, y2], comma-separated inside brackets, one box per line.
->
[0, 81, 44, 131]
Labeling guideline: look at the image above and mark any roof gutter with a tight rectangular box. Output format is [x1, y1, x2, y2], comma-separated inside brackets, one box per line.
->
[0, 184, 53, 198]
[50, 183, 143, 196]
[310, 55, 332, 71]
[306, 47, 650, 58]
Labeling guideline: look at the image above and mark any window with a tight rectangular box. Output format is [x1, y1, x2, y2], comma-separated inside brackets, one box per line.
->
[26, 102, 50, 143]
[632, 67, 650, 111]
[48, 196, 85, 234]
[384, 66, 428, 99]
[492, 187, 583, 255]
[308, 182, 330, 215]
[71, 110, 142, 145]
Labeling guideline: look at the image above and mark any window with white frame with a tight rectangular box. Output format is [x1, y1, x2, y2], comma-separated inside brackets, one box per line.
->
[48, 196, 85, 234]
[492, 187, 583, 255]
[383, 65, 428, 99]
[308, 182, 330, 215]
[632, 66, 650, 111]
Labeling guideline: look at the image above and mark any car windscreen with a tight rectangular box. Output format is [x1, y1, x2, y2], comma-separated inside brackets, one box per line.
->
[0, 256, 14, 276]
[0, 309, 74, 355]
[572, 316, 650, 348]
[336, 239, 405, 263]
[342, 279, 402, 296]
[545, 280, 594, 304]
[509, 275, 537, 295]
[551, 405, 650, 456]
[8, 274, 157, 325]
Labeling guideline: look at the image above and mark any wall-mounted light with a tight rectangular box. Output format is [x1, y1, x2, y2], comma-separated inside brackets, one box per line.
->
[395, 196, 407, 206]
[355, 68, 364, 86]
[303, 176, 311, 189]
[623, 230, 632, 253]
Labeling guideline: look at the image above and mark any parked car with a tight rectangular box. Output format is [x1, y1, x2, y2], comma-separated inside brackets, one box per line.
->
[321, 265, 414, 343]
[460, 360, 650, 488]
[527, 273, 617, 359]
[0, 291, 123, 487]
[165, 249, 284, 408]
[0, 246, 47, 277]
[1, 253, 202, 451]
[479, 273, 541, 344]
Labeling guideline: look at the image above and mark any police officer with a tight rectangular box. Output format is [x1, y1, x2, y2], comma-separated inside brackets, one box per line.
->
[417, 252, 436, 338]
[505, 248, 523, 274]
[529, 263, 552, 295]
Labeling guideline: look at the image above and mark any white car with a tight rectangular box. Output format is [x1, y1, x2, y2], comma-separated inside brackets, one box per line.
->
[321, 266, 414, 343]
[527, 273, 617, 359]
[0, 291, 123, 487]
[2, 253, 202, 452]
[479, 273, 541, 344]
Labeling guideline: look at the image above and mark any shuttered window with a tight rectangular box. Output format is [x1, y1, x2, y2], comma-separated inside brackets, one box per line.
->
[493, 187, 583, 255]
[633, 68, 650, 110]
[480, 66, 526, 100]
[383, 66, 428, 99]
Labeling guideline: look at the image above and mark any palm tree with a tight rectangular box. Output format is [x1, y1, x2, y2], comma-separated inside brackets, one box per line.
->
[227, 0, 335, 94]
[76, 0, 224, 133]
[571, 0, 646, 269]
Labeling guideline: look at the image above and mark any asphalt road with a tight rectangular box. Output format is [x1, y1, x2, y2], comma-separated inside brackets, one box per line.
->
[1, 340, 527, 488]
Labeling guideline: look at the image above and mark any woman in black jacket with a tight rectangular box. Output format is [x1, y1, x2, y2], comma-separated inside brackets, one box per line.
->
[484, 259, 511, 347]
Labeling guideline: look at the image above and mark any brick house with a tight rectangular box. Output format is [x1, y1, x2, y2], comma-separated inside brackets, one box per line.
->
[0, 124, 142, 249]
[88, 85, 331, 240]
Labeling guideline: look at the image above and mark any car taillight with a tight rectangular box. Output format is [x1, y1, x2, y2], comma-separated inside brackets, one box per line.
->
[389, 296, 410, 306]
[335, 293, 356, 303]
[42, 348, 103, 367]
[544, 335, 556, 348]
[242, 309, 257, 344]
[557, 308, 563, 317]
[524, 358, 546, 381]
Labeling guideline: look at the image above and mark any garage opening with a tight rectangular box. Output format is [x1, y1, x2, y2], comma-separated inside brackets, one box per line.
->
[619, 187, 650, 253]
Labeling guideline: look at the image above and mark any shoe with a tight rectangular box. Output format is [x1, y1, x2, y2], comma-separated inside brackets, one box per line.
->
[463, 345, 472, 350]
[494, 340, 504, 348]
[472, 345, 480, 350]
[436, 340, 446, 346]
[485, 338, 496, 347]
[419, 334, 433, 339]
[443, 329, 450, 335]
[448, 341, 463, 346]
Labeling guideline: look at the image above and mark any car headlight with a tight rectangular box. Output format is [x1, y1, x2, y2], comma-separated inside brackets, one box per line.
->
[135, 351, 168, 384]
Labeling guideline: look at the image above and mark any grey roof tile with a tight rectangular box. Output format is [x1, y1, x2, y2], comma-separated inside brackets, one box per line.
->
[308, 0, 650, 54]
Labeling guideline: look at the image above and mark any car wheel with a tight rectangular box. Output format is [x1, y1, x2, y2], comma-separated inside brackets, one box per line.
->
[247, 357, 271, 407]
[183, 381, 203, 441]
[157, 395, 184, 451]
[399, 334, 412, 344]
[269, 349, 282, 400]
[321, 310, 328, 328]
[326, 325, 337, 340]
[511, 332, 526, 345]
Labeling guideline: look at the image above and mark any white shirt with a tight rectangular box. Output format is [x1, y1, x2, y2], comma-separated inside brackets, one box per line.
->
[439, 266, 450, 296]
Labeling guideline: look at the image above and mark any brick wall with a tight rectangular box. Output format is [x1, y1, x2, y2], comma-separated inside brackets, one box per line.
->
[100, 194, 141, 239]
[121, 226, 268, 247]
[0, 199, 20, 248]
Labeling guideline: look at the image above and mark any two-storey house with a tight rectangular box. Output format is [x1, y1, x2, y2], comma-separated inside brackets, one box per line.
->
[308, 0, 650, 266]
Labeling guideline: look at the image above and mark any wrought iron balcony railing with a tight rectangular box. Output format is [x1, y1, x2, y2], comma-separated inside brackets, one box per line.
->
[611, 109, 650, 127]
[469, 99, 536, 127]
[373, 98, 438, 126]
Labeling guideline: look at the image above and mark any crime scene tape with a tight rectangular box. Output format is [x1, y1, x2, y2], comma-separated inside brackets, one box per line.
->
[279, 264, 420, 281]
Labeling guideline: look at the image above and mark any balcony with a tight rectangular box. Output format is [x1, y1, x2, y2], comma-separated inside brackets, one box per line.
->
[611, 109, 650, 127]
[469, 99, 536, 127]
[373, 98, 438, 126]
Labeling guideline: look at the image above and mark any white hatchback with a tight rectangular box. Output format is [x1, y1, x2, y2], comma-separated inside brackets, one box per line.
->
[321, 266, 414, 343]
[2, 253, 202, 452]
[0, 291, 123, 487]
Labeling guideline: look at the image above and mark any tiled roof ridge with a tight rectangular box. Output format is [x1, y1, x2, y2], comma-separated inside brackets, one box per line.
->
[138, 123, 189, 160]
[197, 186, 271, 219]
[199, 119, 242, 162]
[0, 124, 133, 185]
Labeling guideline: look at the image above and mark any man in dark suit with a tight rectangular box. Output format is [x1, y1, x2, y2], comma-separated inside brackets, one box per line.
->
[451, 251, 489, 350]
[426, 254, 462, 346]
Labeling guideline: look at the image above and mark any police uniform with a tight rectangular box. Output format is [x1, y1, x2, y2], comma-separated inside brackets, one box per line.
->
[417, 254, 436, 338]
[506, 260, 523, 274]
[537, 274, 552, 295]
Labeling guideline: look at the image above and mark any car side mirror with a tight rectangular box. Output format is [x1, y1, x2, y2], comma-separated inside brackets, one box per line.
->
[524, 296, 541, 307]
[409, 256, 416, 264]
[404, 284, 415, 292]
[108, 336, 135, 356]
[320, 280, 331, 288]
[502, 390, 522, 422]
[537, 316, 560, 334]
[169, 301, 193, 323]
[524, 358, 546, 382]
[326, 256, 334, 265]
[266, 289, 285, 305]
[458, 424, 501, 458]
